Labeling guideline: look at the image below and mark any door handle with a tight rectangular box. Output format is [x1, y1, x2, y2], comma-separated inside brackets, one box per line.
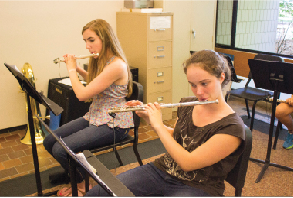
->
[192, 29, 196, 38]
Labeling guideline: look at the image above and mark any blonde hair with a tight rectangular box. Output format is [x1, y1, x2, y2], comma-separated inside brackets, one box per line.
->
[82, 19, 133, 97]
[183, 50, 231, 88]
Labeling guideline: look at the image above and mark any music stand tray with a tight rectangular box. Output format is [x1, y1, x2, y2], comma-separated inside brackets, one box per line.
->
[248, 59, 293, 183]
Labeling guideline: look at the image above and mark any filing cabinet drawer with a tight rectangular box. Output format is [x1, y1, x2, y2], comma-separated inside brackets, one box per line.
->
[148, 91, 172, 104]
[148, 16, 172, 41]
[148, 28, 172, 41]
[148, 41, 172, 68]
[148, 91, 172, 120]
[147, 67, 172, 93]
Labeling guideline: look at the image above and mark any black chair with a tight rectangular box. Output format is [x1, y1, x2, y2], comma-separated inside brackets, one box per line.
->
[89, 81, 143, 167]
[225, 126, 252, 196]
[225, 54, 284, 131]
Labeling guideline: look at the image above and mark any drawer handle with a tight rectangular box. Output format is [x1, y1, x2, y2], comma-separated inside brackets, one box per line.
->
[154, 80, 164, 84]
[154, 55, 165, 59]
[157, 72, 164, 77]
[157, 46, 164, 51]
[157, 97, 164, 102]
[154, 29, 165, 31]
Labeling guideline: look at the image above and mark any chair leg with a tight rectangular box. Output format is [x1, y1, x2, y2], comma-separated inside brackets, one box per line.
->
[250, 101, 257, 131]
[225, 93, 229, 102]
[245, 99, 250, 119]
[114, 147, 123, 166]
[273, 121, 282, 150]
[133, 143, 143, 166]
[85, 172, 90, 192]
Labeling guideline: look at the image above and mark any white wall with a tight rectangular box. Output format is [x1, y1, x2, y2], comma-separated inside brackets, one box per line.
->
[0, 1, 124, 130]
[0, 0, 216, 130]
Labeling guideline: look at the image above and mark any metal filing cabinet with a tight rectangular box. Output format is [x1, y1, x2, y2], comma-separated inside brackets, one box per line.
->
[116, 12, 173, 120]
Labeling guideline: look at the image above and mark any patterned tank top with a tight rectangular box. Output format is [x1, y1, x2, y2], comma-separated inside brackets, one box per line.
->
[83, 56, 134, 128]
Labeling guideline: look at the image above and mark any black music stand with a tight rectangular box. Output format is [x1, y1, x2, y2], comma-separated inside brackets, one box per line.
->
[4, 63, 63, 196]
[248, 59, 293, 183]
[5, 63, 132, 196]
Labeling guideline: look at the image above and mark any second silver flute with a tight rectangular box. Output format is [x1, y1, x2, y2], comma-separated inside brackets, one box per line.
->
[108, 99, 218, 114]
[53, 53, 99, 64]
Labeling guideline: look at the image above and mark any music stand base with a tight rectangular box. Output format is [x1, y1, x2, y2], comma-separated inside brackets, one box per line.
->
[249, 157, 293, 183]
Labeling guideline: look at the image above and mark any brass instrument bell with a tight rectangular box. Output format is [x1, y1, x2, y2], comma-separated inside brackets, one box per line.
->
[20, 62, 45, 145]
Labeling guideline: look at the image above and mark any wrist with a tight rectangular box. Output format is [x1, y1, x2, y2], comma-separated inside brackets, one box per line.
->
[68, 68, 76, 73]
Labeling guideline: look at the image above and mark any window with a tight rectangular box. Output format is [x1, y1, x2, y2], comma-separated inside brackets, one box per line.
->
[216, 0, 293, 58]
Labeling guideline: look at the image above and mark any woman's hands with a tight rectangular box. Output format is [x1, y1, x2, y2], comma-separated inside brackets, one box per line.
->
[144, 102, 164, 130]
[125, 100, 150, 124]
[63, 54, 77, 72]
[286, 95, 293, 106]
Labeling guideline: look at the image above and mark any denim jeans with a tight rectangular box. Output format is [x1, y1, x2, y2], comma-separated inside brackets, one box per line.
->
[43, 117, 129, 183]
[85, 163, 210, 196]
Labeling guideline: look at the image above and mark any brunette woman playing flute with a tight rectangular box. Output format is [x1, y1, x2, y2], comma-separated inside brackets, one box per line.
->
[86, 50, 246, 197]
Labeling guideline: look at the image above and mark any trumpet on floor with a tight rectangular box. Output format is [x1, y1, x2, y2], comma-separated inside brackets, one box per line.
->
[53, 53, 99, 64]
[108, 99, 219, 114]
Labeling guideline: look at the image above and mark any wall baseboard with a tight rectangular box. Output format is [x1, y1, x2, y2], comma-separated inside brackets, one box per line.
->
[0, 124, 27, 134]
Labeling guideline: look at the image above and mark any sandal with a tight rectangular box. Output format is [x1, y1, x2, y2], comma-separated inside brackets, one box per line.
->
[57, 184, 92, 196]
[57, 187, 72, 197]
[57, 187, 84, 197]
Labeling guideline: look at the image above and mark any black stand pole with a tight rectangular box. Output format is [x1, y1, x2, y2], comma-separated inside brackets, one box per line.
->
[248, 59, 293, 183]
[68, 155, 78, 196]
[26, 94, 43, 196]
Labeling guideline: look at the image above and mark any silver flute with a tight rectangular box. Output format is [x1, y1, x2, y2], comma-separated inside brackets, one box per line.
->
[53, 53, 99, 64]
[267, 98, 286, 103]
[108, 99, 218, 114]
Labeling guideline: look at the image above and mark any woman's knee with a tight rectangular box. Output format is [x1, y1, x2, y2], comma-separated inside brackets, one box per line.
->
[51, 143, 67, 163]
[275, 104, 290, 118]
[43, 134, 55, 153]
[85, 184, 111, 196]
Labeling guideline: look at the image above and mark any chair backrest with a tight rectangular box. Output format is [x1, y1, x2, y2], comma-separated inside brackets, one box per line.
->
[245, 54, 284, 88]
[225, 127, 252, 196]
[126, 81, 143, 128]
[223, 55, 239, 83]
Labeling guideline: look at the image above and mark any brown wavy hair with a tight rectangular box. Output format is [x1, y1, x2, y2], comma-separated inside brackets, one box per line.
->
[82, 19, 133, 97]
[182, 50, 231, 88]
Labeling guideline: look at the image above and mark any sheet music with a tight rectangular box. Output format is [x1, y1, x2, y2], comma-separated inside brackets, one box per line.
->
[12, 65, 21, 73]
[59, 138, 116, 196]
[58, 77, 86, 86]
[75, 153, 97, 174]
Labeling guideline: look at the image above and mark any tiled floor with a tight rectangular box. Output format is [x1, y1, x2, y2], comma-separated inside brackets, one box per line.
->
[0, 112, 177, 182]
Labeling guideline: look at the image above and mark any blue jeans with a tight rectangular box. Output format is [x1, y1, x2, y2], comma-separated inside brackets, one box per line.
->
[43, 117, 129, 183]
[85, 163, 210, 196]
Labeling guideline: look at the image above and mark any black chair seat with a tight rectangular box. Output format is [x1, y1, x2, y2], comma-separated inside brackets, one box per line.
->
[229, 87, 273, 101]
